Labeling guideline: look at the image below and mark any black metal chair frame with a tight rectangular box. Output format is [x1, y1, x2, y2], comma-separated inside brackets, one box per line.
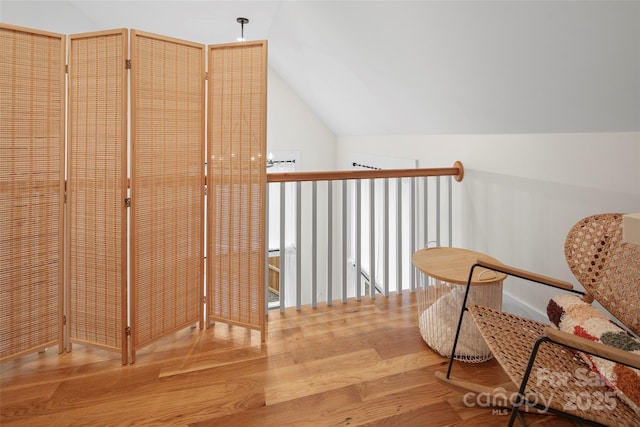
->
[442, 262, 635, 427]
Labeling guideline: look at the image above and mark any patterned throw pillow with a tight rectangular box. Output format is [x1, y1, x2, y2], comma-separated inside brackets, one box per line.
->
[547, 294, 640, 416]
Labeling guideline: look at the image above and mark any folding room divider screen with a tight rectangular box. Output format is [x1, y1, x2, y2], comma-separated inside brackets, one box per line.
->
[67, 29, 128, 361]
[207, 41, 267, 340]
[130, 31, 205, 363]
[0, 25, 66, 361]
[1, 23, 267, 364]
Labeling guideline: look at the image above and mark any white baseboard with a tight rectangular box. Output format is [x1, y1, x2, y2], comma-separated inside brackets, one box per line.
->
[502, 292, 548, 324]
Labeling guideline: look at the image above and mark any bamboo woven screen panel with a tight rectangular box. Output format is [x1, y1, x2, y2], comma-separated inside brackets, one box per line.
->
[67, 29, 128, 362]
[0, 25, 65, 361]
[207, 41, 267, 338]
[130, 31, 205, 360]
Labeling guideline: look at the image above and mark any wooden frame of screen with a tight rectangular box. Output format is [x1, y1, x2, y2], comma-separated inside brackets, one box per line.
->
[130, 29, 205, 363]
[206, 41, 267, 341]
[0, 24, 66, 361]
[67, 28, 129, 363]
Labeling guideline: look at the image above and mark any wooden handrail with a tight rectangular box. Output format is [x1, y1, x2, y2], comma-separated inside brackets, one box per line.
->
[266, 161, 464, 183]
[69, 167, 457, 189]
[95, 162, 464, 188]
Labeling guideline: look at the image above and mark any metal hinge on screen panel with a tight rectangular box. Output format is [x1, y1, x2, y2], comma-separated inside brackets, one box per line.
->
[125, 326, 131, 337]
[125, 59, 131, 69]
[65, 64, 69, 74]
[125, 198, 131, 208]
[63, 315, 67, 325]
[205, 71, 208, 81]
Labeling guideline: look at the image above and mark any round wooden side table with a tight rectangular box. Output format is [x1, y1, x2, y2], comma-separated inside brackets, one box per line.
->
[412, 247, 506, 362]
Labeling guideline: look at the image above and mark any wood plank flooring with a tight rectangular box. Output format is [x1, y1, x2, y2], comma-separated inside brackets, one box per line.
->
[1, 291, 577, 426]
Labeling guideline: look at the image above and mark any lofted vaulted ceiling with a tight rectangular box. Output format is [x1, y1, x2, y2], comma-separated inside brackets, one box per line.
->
[2, 0, 639, 136]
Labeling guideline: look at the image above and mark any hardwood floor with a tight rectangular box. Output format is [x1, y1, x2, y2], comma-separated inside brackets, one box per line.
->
[1, 291, 577, 426]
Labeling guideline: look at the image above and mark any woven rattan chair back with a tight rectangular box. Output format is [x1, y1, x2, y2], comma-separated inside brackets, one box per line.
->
[564, 213, 640, 336]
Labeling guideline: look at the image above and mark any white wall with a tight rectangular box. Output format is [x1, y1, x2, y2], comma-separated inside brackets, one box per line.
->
[267, 68, 336, 171]
[337, 132, 640, 321]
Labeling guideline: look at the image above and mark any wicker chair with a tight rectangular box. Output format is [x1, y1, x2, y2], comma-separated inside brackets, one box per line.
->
[436, 213, 640, 426]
